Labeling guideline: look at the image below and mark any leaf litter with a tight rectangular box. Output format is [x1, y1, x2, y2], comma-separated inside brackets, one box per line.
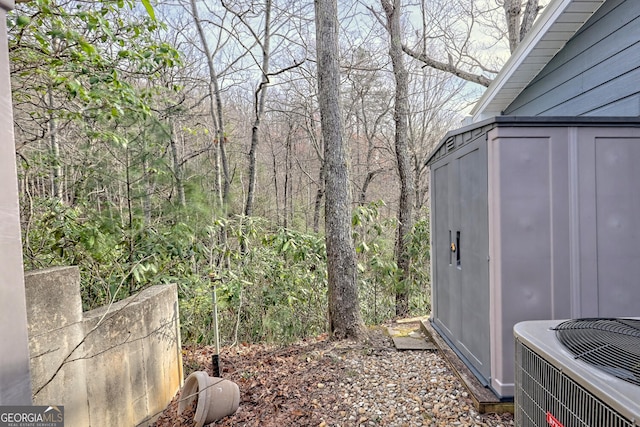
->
[152, 327, 514, 427]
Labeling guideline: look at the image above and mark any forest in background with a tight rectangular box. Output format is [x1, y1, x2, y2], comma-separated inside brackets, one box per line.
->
[8, 0, 542, 344]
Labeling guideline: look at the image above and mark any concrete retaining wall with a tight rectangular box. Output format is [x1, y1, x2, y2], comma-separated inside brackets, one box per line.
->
[25, 266, 183, 427]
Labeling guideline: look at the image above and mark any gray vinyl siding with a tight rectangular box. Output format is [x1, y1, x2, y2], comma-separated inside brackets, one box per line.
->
[504, 0, 640, 117]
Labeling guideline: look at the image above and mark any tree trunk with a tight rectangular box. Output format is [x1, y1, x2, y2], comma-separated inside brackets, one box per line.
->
[169, 119, 186, 207]
[245, 0, 272, 217]
[271, 143, 281, 225]
[520, 0, 541, 42]
[124, 146, 135, 294]
[304, 105, 325, 234]
[315, 0, 364, 339]
[284, 123, 294, 228]
[382, 0, 414, 317]
[359, 169, 383, 206]
[313, 164, 324, 234]
[142, 131, 152, 223]
[217, 121, 230, 206]
[504, 0, 522, 53]
[48, 87, 63, 200]
[189, 0, 228, 207]
[505, 0, 542, 53]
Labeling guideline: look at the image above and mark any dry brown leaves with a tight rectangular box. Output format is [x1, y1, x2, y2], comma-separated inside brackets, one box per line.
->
[153, 331, 389, 427]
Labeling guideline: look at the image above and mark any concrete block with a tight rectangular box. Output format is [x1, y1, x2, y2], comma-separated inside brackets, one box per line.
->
[86, 344, 135, 426]
[83, 284, 183, 427]
[26, 267, 183, 427]
[139, 287, 183, 421]
[24, 267, 90, 427]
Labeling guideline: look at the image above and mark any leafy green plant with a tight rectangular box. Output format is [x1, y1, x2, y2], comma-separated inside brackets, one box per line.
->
[22, 195, 431, 345]
[352, 201, 397, 323]
[352, 202, 431, 323]
[23, 198, 126, 308]
[405, 213, 431, 314]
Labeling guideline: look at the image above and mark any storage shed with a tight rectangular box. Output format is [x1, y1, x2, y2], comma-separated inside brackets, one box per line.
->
[427, 0, 640, 399]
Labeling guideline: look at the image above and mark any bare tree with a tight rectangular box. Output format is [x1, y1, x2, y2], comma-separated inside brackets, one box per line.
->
[403, 0, 544, 86]
[302, 100, 326, 234]
[380, 0, 414, 317]
[505, 0, 541, 53]
[342, 48, 394, 206]
[264, 114, 297, 227]
[401, 48, 493, 87]
[47, 85, 63, 200]
[239, 0, 273, 217]
[315, 0, 364, 339]
[189, 0, 230, 206]
[216, 0, 305, 218]
[407, 66, 464, 210]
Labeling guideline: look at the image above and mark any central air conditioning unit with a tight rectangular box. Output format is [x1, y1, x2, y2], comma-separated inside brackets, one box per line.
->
[514, 318, 640, 427]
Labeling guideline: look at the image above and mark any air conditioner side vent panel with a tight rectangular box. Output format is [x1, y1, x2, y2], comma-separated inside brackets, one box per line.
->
[515, 320, 640, 427]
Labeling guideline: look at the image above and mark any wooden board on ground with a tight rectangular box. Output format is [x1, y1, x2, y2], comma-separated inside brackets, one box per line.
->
[391, 335, 438, 351]
[419, 319, 514, 414]
[386, 319, 438, 351]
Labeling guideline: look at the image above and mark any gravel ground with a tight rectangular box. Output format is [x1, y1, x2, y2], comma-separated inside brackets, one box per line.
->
[154, 326, 515, 427]
[334, 350, 513, 427]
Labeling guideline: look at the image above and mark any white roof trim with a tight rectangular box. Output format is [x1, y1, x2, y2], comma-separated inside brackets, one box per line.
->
[470, 0, 606, 123]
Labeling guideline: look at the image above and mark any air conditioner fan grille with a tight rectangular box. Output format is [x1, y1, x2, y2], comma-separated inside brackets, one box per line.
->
[554, 318, 640, 386]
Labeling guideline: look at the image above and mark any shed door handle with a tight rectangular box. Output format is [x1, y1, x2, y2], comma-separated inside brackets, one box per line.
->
[456, 231, 461, 268]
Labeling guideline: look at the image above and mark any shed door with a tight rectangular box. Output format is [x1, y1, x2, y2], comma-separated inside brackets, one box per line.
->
[431, 142, 490, 382]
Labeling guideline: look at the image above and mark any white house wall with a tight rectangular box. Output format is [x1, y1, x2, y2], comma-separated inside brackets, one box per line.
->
[0, 0, 33, 405]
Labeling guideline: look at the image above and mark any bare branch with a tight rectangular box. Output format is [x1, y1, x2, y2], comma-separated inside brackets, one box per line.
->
[402, 44, 493, 87]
